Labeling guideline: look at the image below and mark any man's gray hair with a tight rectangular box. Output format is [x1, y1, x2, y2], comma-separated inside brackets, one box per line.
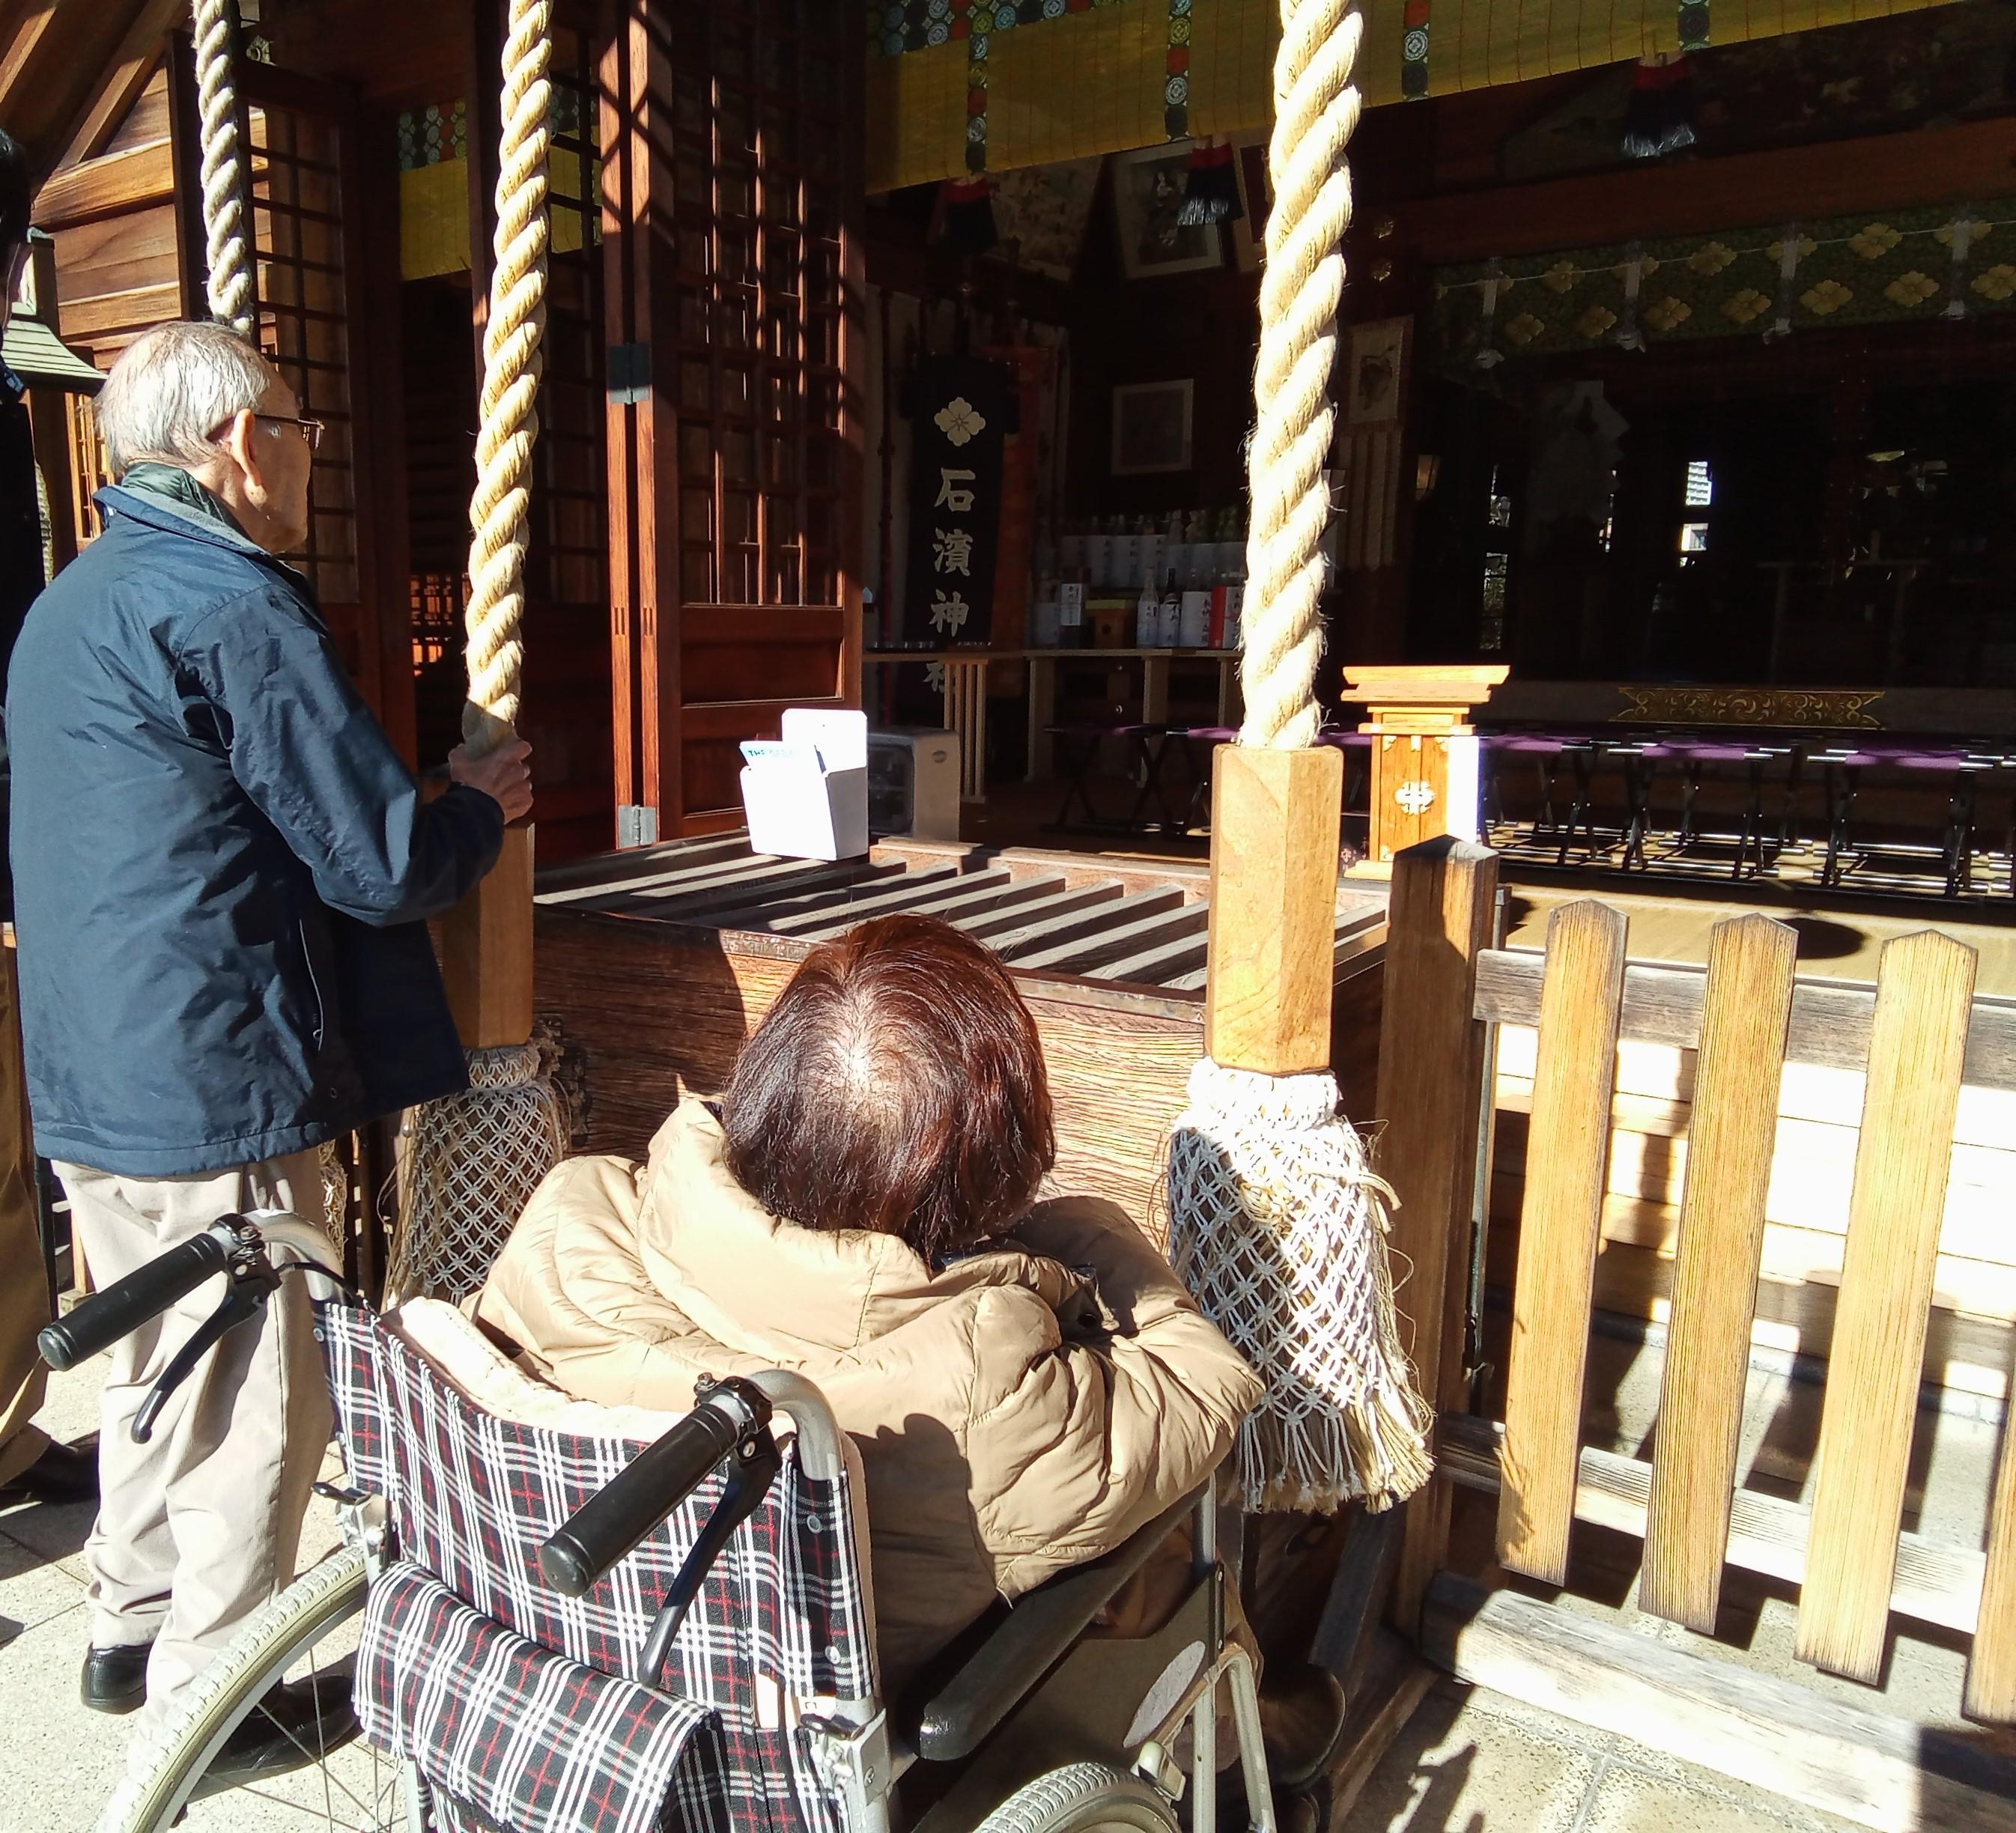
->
[94, 321, 280, 477]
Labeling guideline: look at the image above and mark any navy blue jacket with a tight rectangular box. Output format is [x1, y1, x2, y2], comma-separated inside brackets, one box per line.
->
[7, 484, 504, 1176]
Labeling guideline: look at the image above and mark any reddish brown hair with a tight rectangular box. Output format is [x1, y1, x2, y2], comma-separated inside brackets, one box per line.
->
[720, 914, 1056, 1262]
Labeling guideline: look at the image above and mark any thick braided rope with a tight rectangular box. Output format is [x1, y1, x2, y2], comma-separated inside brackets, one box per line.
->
[462, 0, 553, 757]
[192, 0, 255, 337]
[1239, 0, 1361, 750]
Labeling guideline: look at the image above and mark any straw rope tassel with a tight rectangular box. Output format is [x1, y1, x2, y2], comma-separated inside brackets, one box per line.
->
[1168, 0, 1433, 1514]
[192, 0, 255, 338]
[387, 0, 565, 1303]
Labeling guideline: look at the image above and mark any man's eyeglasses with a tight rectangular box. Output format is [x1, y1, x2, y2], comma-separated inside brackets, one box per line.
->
[255, 413, 325, 454]
[212, 411, 325, 454]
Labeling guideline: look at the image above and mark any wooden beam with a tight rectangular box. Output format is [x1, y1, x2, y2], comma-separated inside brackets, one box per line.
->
[1422, 1572, 2016, 1833]
[1400, 118, 2016, 266]
[1202, 744, 1345, 1074]
[1373, 837, 1499, 1631]
[441, 826, 535, 1051]
[1799, 932, 1977, 1683]
[1311, 1507, 1404, 1684]
[1317, 1629, 1437, 1828]
[53, 0, 183, 173]
[34, 140, 176, 228]
[1496, 899, 1626, 1586]
[1439, 1413, 1985, 1639]
[1643, 915, 1798, 1634]
[1473, 949, 2016, 1093]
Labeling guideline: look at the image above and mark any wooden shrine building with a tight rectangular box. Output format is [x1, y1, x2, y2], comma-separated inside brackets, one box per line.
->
[11, 2, 2016, 1828]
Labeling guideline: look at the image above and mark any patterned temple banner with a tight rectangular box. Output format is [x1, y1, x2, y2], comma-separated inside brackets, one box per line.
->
[863, 0, 1957, 193]
[1430, 197, 2016, 362]
[395, 94, 596, 283]
[902, 356, 1016, 646]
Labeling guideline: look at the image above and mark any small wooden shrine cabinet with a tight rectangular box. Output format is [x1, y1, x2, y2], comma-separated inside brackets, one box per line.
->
[533, 834, 1389, 1233]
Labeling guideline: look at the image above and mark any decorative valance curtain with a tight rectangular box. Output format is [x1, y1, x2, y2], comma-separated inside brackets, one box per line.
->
[863, 0, 1956, 194]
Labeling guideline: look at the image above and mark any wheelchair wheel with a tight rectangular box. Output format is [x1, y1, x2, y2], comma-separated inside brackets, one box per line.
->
[97, 1545, 406, 1833]
[972, 1763, 1182, 1833]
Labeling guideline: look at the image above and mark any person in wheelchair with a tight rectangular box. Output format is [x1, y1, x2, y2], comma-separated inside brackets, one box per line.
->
[478, 914, 1258, 1697]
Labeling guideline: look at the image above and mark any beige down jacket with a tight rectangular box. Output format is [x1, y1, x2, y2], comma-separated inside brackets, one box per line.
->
[476, 1101, 1261, 1690]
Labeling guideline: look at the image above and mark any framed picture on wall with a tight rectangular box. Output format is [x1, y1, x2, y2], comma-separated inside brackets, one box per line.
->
[1111, 379, 1195, 475]
[1112, 144, 1224, 279]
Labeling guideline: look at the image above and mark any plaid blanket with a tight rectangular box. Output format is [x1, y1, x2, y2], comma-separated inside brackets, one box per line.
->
[358, 1561, 730, 1833]
[316, 1300, 877, 1833]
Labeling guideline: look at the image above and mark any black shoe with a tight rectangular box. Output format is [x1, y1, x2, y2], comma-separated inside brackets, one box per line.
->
[1, 1437, 98, 1507]
[186, 1675, 359, 1802]
[81, 1642, 152, 1715]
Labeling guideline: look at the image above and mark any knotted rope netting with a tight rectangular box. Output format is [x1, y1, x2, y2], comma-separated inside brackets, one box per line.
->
[1167, 0, 1433, 1515]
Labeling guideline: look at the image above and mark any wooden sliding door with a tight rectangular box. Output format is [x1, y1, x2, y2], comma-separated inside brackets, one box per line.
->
[601, 0, 863, 840]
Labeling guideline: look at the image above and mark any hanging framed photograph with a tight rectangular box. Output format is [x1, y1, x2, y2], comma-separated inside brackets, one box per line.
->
[1111, 144, 1224, 279]
[1111, 379, 1194, 476]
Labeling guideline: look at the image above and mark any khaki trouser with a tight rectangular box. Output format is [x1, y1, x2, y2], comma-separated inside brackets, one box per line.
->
[0, 946, 51, 1487]
[53, 1152, 332, 1735]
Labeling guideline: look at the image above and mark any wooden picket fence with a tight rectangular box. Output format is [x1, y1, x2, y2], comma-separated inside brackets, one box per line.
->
[1373, 838, 2016, 1831]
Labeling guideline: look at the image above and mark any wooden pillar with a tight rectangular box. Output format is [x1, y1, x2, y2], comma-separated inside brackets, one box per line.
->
[1203, 744, 1345, 1076]
[1376, 838, 1499, 1631]
[1342, 664, 1508, 872]
[442, 826, 535, 1048]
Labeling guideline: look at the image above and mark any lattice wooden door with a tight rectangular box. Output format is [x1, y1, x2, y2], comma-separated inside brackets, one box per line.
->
[601, 0, 864, 841]
[174, 49, 413, 758]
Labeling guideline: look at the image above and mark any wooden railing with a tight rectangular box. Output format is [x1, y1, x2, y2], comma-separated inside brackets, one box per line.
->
[1375, 838, 2016, 1727]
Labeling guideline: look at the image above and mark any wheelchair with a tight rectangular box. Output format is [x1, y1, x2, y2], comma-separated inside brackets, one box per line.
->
[45, 1212, 1275, 1833]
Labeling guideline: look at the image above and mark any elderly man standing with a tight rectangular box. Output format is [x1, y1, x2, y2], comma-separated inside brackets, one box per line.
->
[7, 320, 529, 1784]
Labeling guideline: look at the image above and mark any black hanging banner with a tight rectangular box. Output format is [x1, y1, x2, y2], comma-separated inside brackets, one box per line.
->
[902, 356, 1013, 646]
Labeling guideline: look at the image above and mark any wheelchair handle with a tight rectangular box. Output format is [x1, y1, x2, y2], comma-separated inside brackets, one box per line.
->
[539, 1379, 772, 1598]
[39, 1221, 239, 1372]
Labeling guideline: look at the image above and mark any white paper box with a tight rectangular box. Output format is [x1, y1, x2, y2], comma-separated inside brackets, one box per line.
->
[740, 708, 869, 861]
[1179, 591, 1211, 648]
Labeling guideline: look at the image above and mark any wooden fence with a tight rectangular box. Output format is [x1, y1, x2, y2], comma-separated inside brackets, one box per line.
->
[1373, 839, 2016, 1827]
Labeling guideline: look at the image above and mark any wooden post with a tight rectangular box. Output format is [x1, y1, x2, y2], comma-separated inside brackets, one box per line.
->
[1798, 931, 1976, 1682]
[1341, 665, 1508, 873]
[1496, 900, 1627, 1586]
[1642, 915, 1799, 1634]
[1376, 837, 1499, 1632]
[442, 827, 535, 1049]
[1203, 744, 1344, 1076]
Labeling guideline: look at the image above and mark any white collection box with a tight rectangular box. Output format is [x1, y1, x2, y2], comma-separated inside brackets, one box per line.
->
[738, 708, 869, 861]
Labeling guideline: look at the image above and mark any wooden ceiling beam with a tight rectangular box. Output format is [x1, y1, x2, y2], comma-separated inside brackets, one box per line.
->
[54, 0, 187, 172]
[1397, 118, 2016, 264]
[0, 0, 155, 177]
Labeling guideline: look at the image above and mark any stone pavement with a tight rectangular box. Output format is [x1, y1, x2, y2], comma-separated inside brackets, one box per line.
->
[1340, 1678, 1861, 1833]
[0, 1346, 1842, 1833]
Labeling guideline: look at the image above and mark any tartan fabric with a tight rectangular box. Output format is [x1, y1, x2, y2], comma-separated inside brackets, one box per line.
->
[358, 1561, 730, 1833]
[314, 1301, 875, 1833]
